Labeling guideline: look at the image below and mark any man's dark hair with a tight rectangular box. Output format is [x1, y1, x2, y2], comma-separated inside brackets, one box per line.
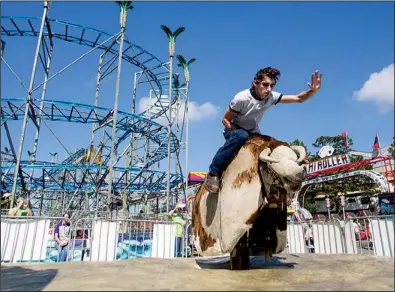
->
[253, 67, 281, 84]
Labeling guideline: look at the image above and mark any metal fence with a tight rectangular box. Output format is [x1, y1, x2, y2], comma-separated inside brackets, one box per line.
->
[2, 214, 393, 265]
[286, 215, 394, 257]
[1, 216, 65, 264]
[1, 215, 191, 264]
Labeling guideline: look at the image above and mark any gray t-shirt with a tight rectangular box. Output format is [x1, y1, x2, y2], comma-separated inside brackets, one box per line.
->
[54, 221, 71, 242]
[228, 88, 283, 134]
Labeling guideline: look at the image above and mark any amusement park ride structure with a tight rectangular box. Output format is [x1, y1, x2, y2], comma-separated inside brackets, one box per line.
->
[293, 151, 394, 211]
[184, 151, 395, 216]
[0, 1, 194, 217]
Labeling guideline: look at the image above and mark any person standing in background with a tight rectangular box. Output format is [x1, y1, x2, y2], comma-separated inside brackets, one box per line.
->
[8, 197, 33, 216]
[168, 202, 186, 257]
[54, 213, 71, 262]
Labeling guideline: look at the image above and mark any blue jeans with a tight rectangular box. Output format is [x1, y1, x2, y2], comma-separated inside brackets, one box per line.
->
[57, 243, 68, 262]
[208, 129, 250, 177]
[174, 237, 182, 257]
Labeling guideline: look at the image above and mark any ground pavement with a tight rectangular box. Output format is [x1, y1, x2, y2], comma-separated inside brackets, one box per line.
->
[1, 253, 393, 291]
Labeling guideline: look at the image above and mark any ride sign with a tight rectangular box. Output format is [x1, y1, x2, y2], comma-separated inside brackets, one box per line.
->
[306, 153, 351, 174]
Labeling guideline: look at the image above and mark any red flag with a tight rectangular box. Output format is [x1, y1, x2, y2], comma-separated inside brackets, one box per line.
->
[341, 132, 349, 148]
[373, 131, 380, 149]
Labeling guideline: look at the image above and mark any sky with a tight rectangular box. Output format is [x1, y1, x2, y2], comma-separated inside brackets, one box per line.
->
[1, 1, 394, 175]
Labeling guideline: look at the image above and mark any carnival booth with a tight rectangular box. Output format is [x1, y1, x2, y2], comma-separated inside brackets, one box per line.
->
[187, 172, 207, 186]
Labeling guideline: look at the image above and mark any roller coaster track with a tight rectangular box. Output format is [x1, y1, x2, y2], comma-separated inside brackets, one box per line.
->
[0, 97, 182, 193]
[1, 160, 181, 192]
[1, 13, 184, 198]
[1, 98, 178, 165]
[1, 15, 177, 120]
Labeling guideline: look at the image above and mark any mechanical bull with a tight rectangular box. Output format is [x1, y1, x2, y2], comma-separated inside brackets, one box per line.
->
[192, 134, 307, 270]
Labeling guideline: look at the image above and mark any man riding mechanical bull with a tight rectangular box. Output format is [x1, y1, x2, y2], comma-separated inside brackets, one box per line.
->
[205, 67, 322, 193]
[192, 67, 322, 270]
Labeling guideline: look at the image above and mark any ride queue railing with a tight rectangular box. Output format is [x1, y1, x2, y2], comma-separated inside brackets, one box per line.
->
[1, 215, 192, 264]
[1, 214, 393, 265]
[286, 215, 394, 257]
[1, 216, 65, 264]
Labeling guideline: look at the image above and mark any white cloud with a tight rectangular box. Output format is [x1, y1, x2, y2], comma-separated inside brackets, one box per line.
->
[188, 101, 221, 121]
[353, 63, 394, 113]
[138, 96, 220, 126]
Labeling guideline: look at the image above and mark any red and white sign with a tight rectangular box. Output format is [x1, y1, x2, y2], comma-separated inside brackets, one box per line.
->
[306, 154, 351, 174]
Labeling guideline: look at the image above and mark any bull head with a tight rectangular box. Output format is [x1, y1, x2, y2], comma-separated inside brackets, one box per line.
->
[258, 145, 307, 192]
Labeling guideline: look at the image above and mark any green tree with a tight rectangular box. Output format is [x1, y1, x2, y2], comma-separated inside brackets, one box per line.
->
[312, 135, 353, 155]
[309, 134, 356, 162]
[289, 139, 306, 147]
[388, 137, 395, 159]
[289, 139, 311, 158]
[304, 201, 317, 215]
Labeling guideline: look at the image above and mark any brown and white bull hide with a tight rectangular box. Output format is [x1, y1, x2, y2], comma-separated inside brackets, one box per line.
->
[192, 135, 293, 257]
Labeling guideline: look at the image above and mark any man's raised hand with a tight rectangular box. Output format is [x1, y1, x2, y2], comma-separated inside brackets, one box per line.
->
[307, 70, 322, 92]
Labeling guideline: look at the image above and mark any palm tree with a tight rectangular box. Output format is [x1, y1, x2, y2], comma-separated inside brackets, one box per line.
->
[176, 55, 196, 84]
[176, 55, 195, 192]
[171, 72, 186, 203]
[49, 152, 58, 163]
[160, 25, 185, 213]
[160, 25, 185, 57]
[106, 1, 133, 212]
[115, 1, 133, 9]
[115, 1, 133, 25]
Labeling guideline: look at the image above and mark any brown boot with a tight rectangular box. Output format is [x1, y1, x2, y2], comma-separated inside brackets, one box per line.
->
[204, 174, 220, 193]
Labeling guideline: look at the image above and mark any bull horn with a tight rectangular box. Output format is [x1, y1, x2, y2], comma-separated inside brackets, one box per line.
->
[259, 148, 280, 164]
[290, 145, 306, 164]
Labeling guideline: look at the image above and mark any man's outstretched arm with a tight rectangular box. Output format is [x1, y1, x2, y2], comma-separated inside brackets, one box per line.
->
[280, 70, 322, 104]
